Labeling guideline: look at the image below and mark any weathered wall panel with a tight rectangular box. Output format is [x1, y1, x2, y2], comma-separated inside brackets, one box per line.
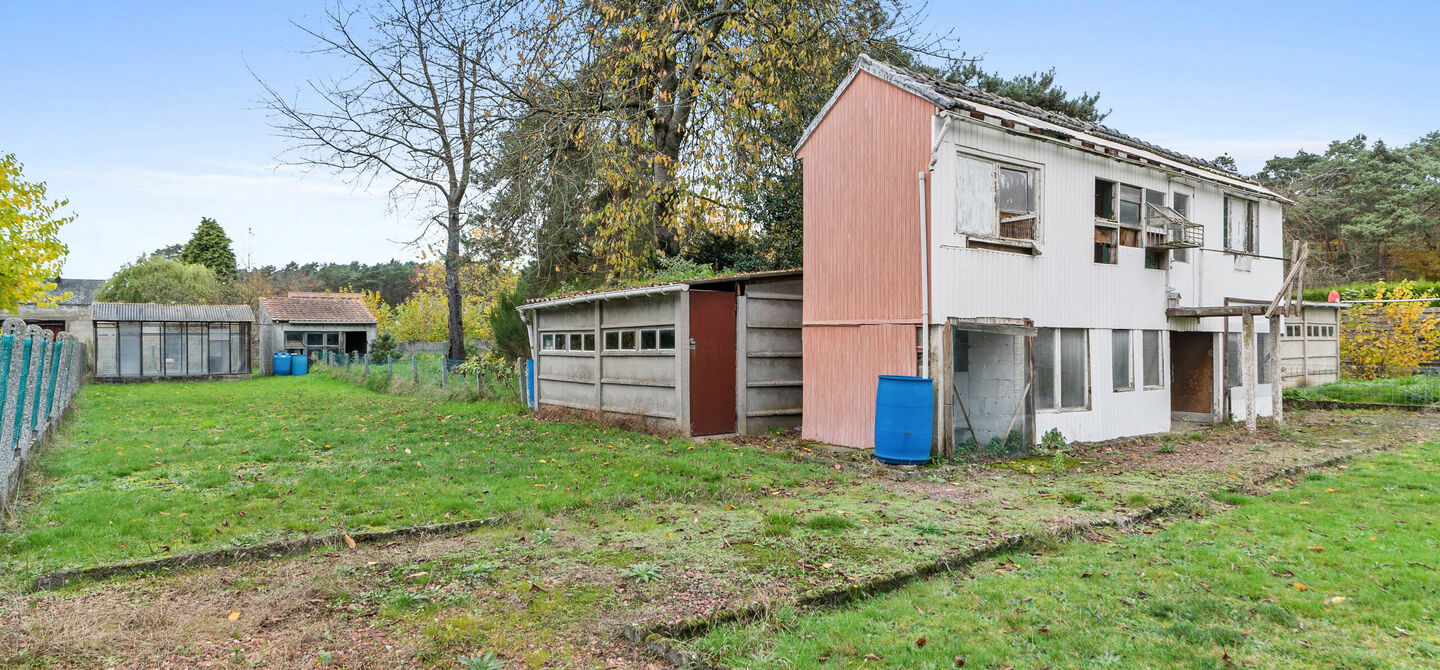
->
[802, 324, 915, 448]
[797, 70, 930, 448]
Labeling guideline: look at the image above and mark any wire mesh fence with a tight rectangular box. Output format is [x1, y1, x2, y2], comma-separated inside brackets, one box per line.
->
[1, 317, 88, 514]
[1284, 365, 1440, 407]
[314, 350, 525, 404]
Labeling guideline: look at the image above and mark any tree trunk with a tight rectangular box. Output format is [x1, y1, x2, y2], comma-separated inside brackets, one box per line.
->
[445, 201, 465, 361]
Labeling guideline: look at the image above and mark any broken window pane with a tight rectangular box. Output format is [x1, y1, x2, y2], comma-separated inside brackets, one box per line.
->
[1143, 330, 1162, 387]
[1060, 329, 1087, 409]
[1144, 189, 1165, 221]
[1035, 328, 1056, 410]
[1112, 330, 1132, 391]
[953, 328, 969, 373]
[1172, 192, 1190, 217]
[1095, 179, 1115, 219]
[1145, 249, 1168, 270]
[1094, 226, 1117, 264]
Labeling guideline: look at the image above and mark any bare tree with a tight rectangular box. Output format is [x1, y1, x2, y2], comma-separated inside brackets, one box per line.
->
[258, 0, 531, 360]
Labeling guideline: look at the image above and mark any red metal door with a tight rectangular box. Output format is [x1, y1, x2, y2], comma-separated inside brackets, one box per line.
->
[689, 290, 737, 436]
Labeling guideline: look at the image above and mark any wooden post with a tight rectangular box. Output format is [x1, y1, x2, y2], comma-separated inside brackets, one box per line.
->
[1243, 313, 1257, 433]
[1269, 314, 1283, 426]
[411, 356, 419, 384]
[441, 358, 448, 387]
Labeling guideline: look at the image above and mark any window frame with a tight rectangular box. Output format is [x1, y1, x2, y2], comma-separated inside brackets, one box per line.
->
[1142, 330, 1164, 389]
[1111, 329, 1133, 392]
[956, 151, 1043, 245]
[1036, 327, 1090, 412]
[1224, 195, 1260, 254]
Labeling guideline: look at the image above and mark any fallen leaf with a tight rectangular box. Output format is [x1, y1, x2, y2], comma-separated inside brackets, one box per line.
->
[1293, 583, 1309, 591]
[1307, 546, 1324, 552]
[344, 534, 356, 549]
[1324, 596, 1347, 606]
[227, 610, 241, 621]
[915, 637, 926, 648]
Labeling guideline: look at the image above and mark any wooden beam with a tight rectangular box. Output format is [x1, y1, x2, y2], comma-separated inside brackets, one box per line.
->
[1167, 306, 1269, 318]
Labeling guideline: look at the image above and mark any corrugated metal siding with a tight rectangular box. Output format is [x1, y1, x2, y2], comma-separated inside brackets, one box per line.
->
[92, 303, 255, 322]
[802, 324, 915, 448]
[799, 70, 932, 324]
[798, 70, 932, 448]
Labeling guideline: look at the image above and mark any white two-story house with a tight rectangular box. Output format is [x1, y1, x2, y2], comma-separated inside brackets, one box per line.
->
[797, 55, 1292, 453]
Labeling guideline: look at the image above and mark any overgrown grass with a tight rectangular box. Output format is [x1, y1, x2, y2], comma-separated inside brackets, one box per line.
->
[0, 375, 843, 582]
[1286, 373, 1440, 406]
[693, 443, 1440, 669]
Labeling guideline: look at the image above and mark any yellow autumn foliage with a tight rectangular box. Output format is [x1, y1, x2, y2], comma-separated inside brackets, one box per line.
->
[362, 262, 517, 343]
[1340, 281, 1440, 377]
[0, 154, 73, 311]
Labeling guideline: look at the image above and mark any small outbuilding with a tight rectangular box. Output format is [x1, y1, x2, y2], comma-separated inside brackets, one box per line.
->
[256, 294, 377, 374]
[520, 271, 802, 437]
[0, 277, 106, 347]
[92, 303, 255, 381]
[1279, 302, 1344, 388]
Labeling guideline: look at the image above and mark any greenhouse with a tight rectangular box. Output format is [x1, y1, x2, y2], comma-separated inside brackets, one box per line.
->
[92, 303, 255, 380]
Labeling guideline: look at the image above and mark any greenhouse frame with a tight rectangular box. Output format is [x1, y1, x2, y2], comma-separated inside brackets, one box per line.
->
[91, 303, 255, 381]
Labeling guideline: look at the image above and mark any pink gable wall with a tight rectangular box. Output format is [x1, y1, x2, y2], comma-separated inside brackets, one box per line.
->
[798, 70, 934, 448]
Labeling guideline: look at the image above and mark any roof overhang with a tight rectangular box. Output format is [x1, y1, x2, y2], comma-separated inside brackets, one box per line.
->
[796, 55, 1290, 204]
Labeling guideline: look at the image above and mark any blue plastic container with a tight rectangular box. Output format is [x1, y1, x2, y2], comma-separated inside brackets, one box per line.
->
[526, 359, 536, 408]
[873, 375, 934, 465]
[272, 352, 291, 376]
[290, 353, 309, 376]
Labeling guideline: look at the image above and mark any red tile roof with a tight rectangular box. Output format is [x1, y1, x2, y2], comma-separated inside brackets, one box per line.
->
[258, 296, 376, 324]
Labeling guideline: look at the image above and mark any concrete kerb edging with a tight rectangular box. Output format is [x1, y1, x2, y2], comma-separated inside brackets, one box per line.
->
[28, 517, 506, 592]
[625, 439, 1411, 670]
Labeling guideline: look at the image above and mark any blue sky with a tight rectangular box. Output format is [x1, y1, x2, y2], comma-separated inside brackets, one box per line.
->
[4, 1, 1437, 279]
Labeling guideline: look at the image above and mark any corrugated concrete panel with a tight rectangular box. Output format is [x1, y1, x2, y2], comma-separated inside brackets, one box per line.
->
[737, 278, 804, 433]
[802, 324, 915, 448]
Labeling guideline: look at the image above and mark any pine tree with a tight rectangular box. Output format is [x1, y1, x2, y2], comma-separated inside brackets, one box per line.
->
[178, 217, 237, 280]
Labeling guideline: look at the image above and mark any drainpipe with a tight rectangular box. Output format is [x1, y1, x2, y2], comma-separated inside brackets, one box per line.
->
[917, 171, 930, 380]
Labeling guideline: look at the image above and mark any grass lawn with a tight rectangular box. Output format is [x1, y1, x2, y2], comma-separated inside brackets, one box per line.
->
[4, 373, 1437, 667]
[1287, 373, 1440, 407]
[692, 443, 1440, 669]
[1, 373, 840, 582]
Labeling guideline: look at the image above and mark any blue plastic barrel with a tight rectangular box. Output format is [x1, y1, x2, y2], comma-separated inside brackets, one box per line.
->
[290, 353, 309, 376]
[272, 352, 291, 376]
[873, 375, 934, 465]
[526, 359, 536, 408]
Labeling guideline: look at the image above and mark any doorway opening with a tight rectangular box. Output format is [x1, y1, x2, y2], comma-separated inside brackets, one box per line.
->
[945, 319, 1035, 460]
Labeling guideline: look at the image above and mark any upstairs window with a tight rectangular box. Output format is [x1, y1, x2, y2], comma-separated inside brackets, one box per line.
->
[996, 167, 1037, 239]
[1171, 192, 1192, 262]
[956, 154, 1040, 244]
[1224, 196, 1259, 253]
[1117, 184, 1143, 225]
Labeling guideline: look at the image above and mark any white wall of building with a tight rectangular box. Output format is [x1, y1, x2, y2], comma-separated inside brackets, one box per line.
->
[925, 114, 1285, 442]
